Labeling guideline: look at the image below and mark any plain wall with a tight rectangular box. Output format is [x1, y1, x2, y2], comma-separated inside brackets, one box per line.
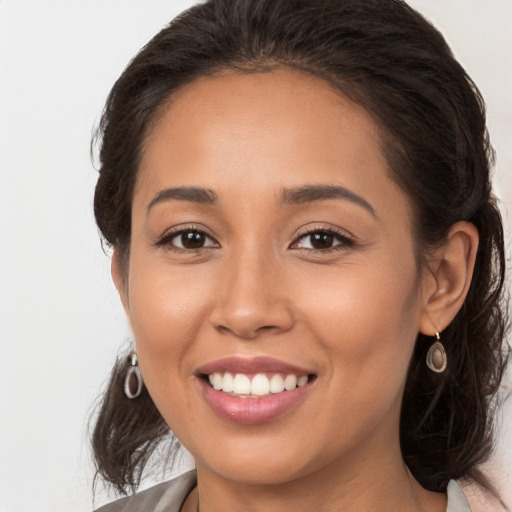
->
[0, 1, 510, 511]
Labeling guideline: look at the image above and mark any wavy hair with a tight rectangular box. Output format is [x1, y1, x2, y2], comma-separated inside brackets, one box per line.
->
[91, 0, 509, 496]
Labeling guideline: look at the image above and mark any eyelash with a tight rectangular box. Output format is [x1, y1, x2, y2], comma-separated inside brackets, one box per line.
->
[290, 227, 354, 253]
[154, 226, 355, 254]
[154, 225, 219, 253]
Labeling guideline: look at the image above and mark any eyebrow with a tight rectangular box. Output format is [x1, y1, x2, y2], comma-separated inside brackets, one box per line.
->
[281, 184, 377, 217]
[147, 187, 218, 212]
[146, 184, 376, 217]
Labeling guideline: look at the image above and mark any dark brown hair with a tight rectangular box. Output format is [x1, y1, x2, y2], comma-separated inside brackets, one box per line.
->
[91, 0, 509, 496]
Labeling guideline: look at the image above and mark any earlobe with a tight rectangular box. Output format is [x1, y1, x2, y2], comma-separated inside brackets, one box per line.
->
[419, 221, 479, 335]
[111, 248, 130, 314]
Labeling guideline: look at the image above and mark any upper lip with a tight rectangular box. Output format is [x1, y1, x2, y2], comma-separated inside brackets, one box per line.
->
[196, 356, 314, 376]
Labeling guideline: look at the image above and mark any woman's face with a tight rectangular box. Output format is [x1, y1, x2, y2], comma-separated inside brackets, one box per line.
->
[120, 69, 431, 484]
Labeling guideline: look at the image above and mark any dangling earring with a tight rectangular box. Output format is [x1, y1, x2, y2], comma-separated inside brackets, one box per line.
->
[124, 352, 143, 399]
[426, 332, 447, 373]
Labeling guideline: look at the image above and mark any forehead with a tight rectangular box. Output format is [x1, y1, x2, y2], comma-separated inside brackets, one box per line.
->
[136, 68, 397, 208]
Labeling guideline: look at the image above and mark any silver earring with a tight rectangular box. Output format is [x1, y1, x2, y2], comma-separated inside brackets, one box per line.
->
[124, 352, 143, 399]
[426, 332, 447, 373]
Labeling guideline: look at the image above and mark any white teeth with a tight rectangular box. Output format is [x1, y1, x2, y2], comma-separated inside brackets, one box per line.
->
[297, 375, 308, 388]
[222, 372, 234, 392]
[284, 374, 297, 391]
[208, 372, 309, 396]
[269, 374, 285, 393]
[233, 374, 251, 395]
[251, 373, 270, 396]
[211, 372, 223, 390]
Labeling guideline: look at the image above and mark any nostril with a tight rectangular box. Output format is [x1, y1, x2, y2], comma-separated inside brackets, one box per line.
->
[256, 324, 280, 333]
[209, 295, 295, 340]
[212, 317, 284, 340]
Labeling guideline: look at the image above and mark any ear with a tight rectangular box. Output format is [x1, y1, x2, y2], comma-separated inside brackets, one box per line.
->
[419, 221, 479, 335]
[111, 247, 130, 315]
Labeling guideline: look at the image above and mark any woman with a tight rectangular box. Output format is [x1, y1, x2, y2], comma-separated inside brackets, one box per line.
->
[91, 0, 509, 510]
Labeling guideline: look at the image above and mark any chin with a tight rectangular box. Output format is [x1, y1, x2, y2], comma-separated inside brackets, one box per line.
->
[186, 428, 337, 487]
[205, 456, 312, 486]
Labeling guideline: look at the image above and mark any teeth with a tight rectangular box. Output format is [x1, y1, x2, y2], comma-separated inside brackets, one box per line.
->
[222, 372, 234, 392]
[284, 374, 297, 391]
[298, 375, 308, 387]
[233, 374, 251, 394]
[210, 373, 223, 390]
[269, 374, 285, 393]
[251, 374, 270, 396]
[208, 372, 309, 397]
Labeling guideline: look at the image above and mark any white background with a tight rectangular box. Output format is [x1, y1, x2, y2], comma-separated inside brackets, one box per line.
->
[0, 1, 510, 511]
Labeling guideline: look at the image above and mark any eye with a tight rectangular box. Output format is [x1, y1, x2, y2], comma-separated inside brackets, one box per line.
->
[156, 228, 219, 251]
[291, 229, 353, 251]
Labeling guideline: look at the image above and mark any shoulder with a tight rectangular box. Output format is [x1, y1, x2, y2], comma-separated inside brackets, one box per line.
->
[93, 470, 197, 512]
[456, 479, 510, 512]
[446, 480, 472, 512]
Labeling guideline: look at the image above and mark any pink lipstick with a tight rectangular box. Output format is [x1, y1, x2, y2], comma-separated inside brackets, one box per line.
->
[196, 356, 315, 424]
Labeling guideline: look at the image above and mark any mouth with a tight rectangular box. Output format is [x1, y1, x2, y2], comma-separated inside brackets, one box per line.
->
[195, 357, 317, 424]
[203, 372, 314, 398]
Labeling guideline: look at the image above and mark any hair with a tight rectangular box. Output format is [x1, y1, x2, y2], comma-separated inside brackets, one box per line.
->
[91, 0, 509, 498]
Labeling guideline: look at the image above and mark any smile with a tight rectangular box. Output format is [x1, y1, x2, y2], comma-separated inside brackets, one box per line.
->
[208, 372, 309, 397]
[196, 357, 316, 424]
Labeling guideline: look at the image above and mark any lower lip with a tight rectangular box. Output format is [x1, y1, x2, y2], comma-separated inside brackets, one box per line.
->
[198, 378, 311, 424]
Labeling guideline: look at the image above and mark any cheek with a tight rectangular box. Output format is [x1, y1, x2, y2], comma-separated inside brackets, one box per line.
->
[287, 260, 421, 457]
[129, 275, 199, 348]
[126, 254, 218, 395]
[295, 253, 421, 389]
[128, 242, 214, 330]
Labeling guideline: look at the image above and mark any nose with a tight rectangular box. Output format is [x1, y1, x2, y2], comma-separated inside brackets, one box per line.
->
[209, 249, 294, 340]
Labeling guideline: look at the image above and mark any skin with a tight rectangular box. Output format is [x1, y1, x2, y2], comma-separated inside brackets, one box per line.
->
[113, 69, 478, 511]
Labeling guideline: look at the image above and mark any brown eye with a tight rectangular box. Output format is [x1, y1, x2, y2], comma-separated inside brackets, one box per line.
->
[310, 232, 334, 249]
[292, 229, 352, 251]
[160, 229, 218, 250]
[180, 231, 207, 249]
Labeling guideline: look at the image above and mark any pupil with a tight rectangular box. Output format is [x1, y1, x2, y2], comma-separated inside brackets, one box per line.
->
[182, 231, 204, 248]
[311, 232, 333, 249]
